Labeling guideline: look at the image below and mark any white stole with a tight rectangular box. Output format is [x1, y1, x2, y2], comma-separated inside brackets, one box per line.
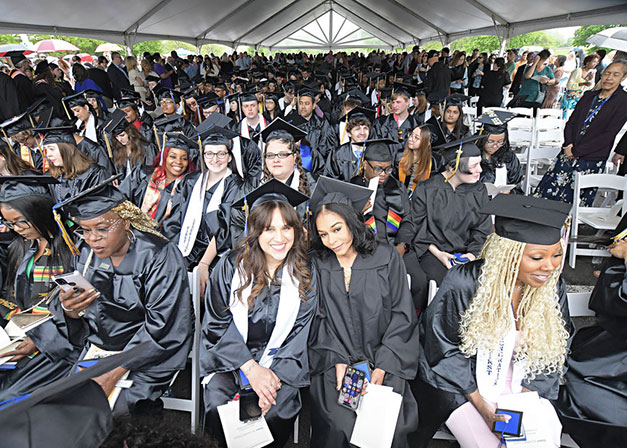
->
[240, 114, 267, 151]
[77, 114, 98, 142]
[229, 264, 301, 368]
[495, 165, 508, 186]
[476, 309, 526, 403]
[339, 120, 349, 145]
[177, 169, 231, 257]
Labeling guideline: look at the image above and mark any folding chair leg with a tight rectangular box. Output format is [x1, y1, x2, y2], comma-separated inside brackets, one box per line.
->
[293, 414, 299, 444]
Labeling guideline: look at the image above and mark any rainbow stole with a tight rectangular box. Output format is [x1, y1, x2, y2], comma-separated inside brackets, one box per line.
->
[365, 216, 377, 234]
[386, 209, 402, 232]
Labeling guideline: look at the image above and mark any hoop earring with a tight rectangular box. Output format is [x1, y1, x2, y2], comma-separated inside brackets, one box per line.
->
[126, 229, 136, 244]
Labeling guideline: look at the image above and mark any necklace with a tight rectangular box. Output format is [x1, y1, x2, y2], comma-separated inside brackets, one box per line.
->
[342, 266, 352, 278]
[515, 284, 524, 291]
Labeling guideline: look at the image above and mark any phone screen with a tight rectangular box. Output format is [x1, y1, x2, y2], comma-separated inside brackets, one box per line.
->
[338, 367, 366, 410]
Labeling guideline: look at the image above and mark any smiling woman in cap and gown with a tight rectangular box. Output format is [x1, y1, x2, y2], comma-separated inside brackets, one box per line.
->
[308, 177, 420, 447]
[0, 176, 80, 402]
[199, 180, 317, 447]
[53, 178, 194, 415]
[425, 94, 471, 148]
[404, 136, 492, 310]
[414, 194, 573, 448]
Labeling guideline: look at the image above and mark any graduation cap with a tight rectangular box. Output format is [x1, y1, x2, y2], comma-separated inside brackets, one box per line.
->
[199, 126, 239, 147]
[81, 89, 101, 100]
[433, 135, 483, 181]
[196, 112, 233, 134]
[0, 112, 32, 138]
[239, 92, 259, 103]
[443, 93, 471, 108]
[164, 132, 199, 153]
[25, 97, 49, 118]
[339, 89, 371, 106]
[102, 109, 130, 137]
[264, 92, 280, 105]
[62, 91, 89, 109]
[197, 93, 220, 109]
[309, 176, 371, 215]
[474, 110, 517, 134]
[379, 87, 393, 101]
[365, 71, 386, 81]
[339, 106, 376, 123]
[481, 194, 571, 245]
[392, 82, 423, 98]
[0, 175, 58, 202]
[55, 174, 125, 222]
[362, 139, 396, 162]
[232, 179, 309, 236]
[153, 113, 187, 131]
[297, 88, 317, 100]
[10, 53, 27, 66]
[145, 74, 161, 83]
[155, 87, 183, 103]
[34, 124, 77, 146]
[0, 344, 148, 448]
[259, 117, 307, 143]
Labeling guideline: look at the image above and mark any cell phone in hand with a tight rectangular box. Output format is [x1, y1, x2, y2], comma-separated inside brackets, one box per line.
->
[52, 270, 95, 294]
[338, 366, 366, 410]
[239, 388, 262, 422]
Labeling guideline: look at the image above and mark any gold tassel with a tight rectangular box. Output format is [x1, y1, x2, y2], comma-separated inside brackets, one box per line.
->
[153, 125, 161, 153]
[27, 114, 35, 127]
[62, 99, 71, 120]
[53, 210, 79, 256]
[103, 132, 113, 160]
[1, 129, 10, 146]
[445, 142, 463, 183]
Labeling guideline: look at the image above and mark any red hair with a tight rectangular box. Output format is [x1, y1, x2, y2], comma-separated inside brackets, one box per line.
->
[152, 146, 196, 181]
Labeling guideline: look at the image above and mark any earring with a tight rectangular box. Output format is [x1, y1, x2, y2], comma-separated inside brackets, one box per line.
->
[126, 229, 136, 244]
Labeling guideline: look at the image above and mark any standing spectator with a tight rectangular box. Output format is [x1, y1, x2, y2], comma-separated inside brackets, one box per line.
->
[165, 56, 178, 86]
[106, 51, 131, 101]
[478, 57, 511, 113]
[535, 60, 627, 205]
[595, 49, 607, 84]
[72, 63, 105, 111]
[542, 55, 566, 109]
[125, 56, 146, 98]
[50, 62, 73, 96]
[449, 52, 468, 94]
[32, 61, 64, 118]
[504, 50, 517, 79]
[467, 48, 480, 65]
[10, 54, 35, 112]
[88, 56, 115, 106]
[563, 51, 577, 79]
[468, 52, 487, 97]
[510, 51, 534, 97]
[153, 54, 173, 89]
[510, 49, 557, 112]
[0, 71, 20, 121]
[561, 54, 599, 117]
[424, 50, 452, 102]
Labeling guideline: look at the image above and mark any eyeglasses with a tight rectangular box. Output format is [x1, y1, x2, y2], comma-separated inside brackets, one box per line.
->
[264, 152, 294, 160]
[204, 151, 229, 160]
[366, 161, 393, 175]
[0, 218, 31, 230]
[159, 99, 174, 105]
[408, 132, 421, 141]
[74, 218, 122, 240]
[486, 139, 505, 147]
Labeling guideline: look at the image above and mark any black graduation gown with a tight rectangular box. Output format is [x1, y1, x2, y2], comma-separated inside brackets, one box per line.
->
[49, 164, 109, 204]
[350, 175, 414, 246]
[393, 151, 446, 193]
[415, 260, 572, 444]
[425, 116, 470, 148]
[287, 111, 338, 163]
[57, 232, 194, 414]
[0, 72, 21, 121]
[161, 172, 242, 267]
[323, 142, 362, 182]
[0, 244, 80, 402]
[479, 149, 524, 194]
[235, 135, 263, 186]
[372, 114, 422, 156]
[13, 72, 35, 113]
[308, 243, 420, 448]
[76, 137, 116, 177]
[200, 250, 318, 445]
[409, 174, 492, 258]
[556, 259, 627, 447]
[117, 165, 186, 227]
[10, 141, 45, 173]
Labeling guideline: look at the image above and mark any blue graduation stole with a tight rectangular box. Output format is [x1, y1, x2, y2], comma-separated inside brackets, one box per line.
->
[300, 143, 313, 172]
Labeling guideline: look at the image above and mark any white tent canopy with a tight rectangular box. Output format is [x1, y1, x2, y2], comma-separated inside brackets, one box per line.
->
[0, 0, 625, 51]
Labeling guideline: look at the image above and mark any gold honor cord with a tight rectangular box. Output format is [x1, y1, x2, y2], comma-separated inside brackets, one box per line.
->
[53, 209, 79, 256]
[153, 125, 161, 153]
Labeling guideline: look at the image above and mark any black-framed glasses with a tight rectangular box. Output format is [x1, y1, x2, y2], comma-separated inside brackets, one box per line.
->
[366, 161, 393, 175]
[204, 151, 229, 160]
[486, 139, 505, 147]
[0, 218, 31, 230]
[264, 152, 294, 160]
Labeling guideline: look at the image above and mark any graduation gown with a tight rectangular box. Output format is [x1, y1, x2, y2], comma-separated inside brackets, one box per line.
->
[409, 174, 492, 258]
[323, 142, 363, 182]
[556, 259, 627, 447]
[350, 175, 414, 246]
[58, 232, 194, 414]
[309, 243, 420, 448]
[0, 72, 21, 121]
[200, 250, 318, 445]
[49, 164, 109, 204]
[287, 111, 338, 164]
[425, 116, 470, 148]
[161, 171, 242, 267]
[416, 260, 572, 442]
[0, 244, 79, 402]
[479, 149, 524, 194]
[76, 137, 116, 177]
[234, 135, 263, 186]
[393, 151, 446, 194]
[372, 114, 422, 156]
[11, 141, 45, 173]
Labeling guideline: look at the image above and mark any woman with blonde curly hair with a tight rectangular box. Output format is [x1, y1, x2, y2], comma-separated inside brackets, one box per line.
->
[55, 178, 194, 416]
[413, 194, 573, 448]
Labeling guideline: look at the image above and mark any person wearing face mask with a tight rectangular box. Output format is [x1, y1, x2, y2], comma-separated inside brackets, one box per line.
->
[426, 94, 471, 148]
[404, 136, 492, 311]
[349, 139, 413, 254]
[371, 86, 421, 156]
[413, 195, 573, 448]
[324, 107, 374, 182]
[308, 177, 420, 448]
[200, 180, 317, 447]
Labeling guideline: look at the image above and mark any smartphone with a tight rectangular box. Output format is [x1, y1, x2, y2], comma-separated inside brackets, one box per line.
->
[493, 408, 523, 437]
[239, 388, 262, 422]
[52, 270, 95, 294]
[337, 366, 366, 410]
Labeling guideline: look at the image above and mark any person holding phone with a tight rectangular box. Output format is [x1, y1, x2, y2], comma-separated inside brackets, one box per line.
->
[54, 178, 193, 416]
[0, 176, 78, 402]
[308, 177, 420, 448]
[413, 195, 573, 448]
[199, 180, 317, 446]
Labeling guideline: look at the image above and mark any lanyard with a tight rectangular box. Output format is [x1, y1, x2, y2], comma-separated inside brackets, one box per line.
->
[583, 93, 612, 125]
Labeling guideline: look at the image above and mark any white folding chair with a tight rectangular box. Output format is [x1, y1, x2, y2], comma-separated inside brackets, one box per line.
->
[536, 108, 563, 119]
[469, 96, 479, 107]
[462, 106, 477, 133]
[569, 173, 627, 268]
[567, 291, 595, 317]
[508, 107, 534, 118]
[162, 266, 202, 433]
[427, 280, 438, 306]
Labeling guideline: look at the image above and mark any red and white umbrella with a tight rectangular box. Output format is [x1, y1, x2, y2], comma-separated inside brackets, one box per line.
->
[34, 39, 79, 53]
[0, 43, 34, 57]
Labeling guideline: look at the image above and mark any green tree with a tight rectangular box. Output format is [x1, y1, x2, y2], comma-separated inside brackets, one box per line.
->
[0, 34, 21, 45]
[571, 24, 623, 52]
[133, 40, 164, 56]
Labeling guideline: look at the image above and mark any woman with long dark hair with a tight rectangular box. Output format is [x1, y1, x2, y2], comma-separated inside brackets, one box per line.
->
[308, 178, 420, 447]
[426, 96, 470, 147]
[0, 142, 37, 176]
[477, 57, 511, 114]
[64, 91, 103, 144]
[263, 93, 283, 122]
[200, 180, 317, 447]
[477, 117, 523, 194]
[0, 178, 78, 402]
[109, 113, 159, 176]
[395, 125, 444, 195]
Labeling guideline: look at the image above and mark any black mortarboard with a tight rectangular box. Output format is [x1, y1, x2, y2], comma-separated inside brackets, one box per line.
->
[120, 87, 139, 99]
[62, 91, 90, 109]
[339, 106, 376, 123]
[232, 178, 308, 216]
[153, 114, 186, 131]
[196, 112, 233, 135]
[379, 87, 393, 100]
[197, 92, 220, 108]
[444, 93, 471, 107]
[339, 88, 371, 105]
[145, 74, 161, 83]
[475, 110, 517, 134]
[362, 139, 395, 162]
[81, 89, 101, 99]
[10, 53, 27, 66]
[213, 82, 228, 91]
[1, 112, 32, 137]
[25, 98, 48, 116]
[365, 71, 385, 80]
[264, 92, 279, 105]
[200, 126, 238, 147]
[239, 92, 258, 103]
[297, 89, 317, 100]
[55, 174, 125, 221]
[102, 109, 130, 137]
[34, 124, 77, 146]
[155, 87, 183, 102]
[0, 175, 58, 202]
[259, 117, 307, 143]
[434, 135, 483, 180]
[164, 132, 198, 153]
[0, 344, 147, 448]
[309, 176, 372, 214]
[393, 82, 422, 98]
[481, 194, 571, 245]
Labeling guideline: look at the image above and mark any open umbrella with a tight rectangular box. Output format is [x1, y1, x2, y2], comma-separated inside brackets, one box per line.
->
[95, 42, 121, 53]
[0, 43, 34, 57]
[34, 39, 79, 53]
[587, 27, 627, 52]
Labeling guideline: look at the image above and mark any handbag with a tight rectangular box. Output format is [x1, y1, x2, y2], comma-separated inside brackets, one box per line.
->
[534, 82, 547, 104]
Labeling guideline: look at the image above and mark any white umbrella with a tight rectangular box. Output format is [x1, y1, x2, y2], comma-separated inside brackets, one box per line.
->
[34, 39, 79, 53]
[174, 47, 194, 57]
[0, 43, 34, 57]
[96, 42, 121, 53]
[587, 27, 627, 52]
